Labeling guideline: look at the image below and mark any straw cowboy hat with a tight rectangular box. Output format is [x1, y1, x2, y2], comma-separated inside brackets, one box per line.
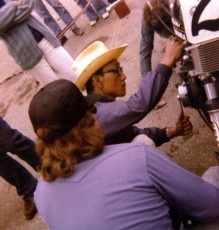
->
[73, 41, 128, 91]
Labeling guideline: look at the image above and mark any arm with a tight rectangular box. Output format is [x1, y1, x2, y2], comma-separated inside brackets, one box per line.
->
[12, 0, 34, 25]
[121, 112, 192, 147]
[104, 125, 168, 146]
[136, 110, 193, 146]
[96, 64, 172, 137]
[139, 21, 154, 76]
[0, 2, 17, 33]
[146, 147, 219, 223]
[97, 39, 183, 137]
[0, 0, 34, 33]
[138, 127, 169, 147]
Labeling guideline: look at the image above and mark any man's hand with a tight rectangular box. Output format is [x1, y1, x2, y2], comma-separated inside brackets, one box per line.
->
[166, 112, 193, 139]
[160, 37, 184, 68]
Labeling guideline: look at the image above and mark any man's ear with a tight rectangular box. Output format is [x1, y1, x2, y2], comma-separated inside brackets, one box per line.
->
[92, 75, 103, 88]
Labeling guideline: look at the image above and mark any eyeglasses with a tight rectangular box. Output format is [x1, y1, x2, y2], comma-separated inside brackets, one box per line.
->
[100, 66, 123, 75]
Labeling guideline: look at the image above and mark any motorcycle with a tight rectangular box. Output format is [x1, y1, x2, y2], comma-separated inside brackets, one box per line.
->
[168, 0, 219, 150]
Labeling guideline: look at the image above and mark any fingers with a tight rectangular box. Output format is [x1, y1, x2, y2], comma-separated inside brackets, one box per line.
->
[182, 117, 193, 135]
[183, 124, 193, 135]
[161, 38, 184, 68]
[177, 112, 193, 135]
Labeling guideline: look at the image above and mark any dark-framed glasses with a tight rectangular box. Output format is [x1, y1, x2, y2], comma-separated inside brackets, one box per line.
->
[101, 66, 123, 75]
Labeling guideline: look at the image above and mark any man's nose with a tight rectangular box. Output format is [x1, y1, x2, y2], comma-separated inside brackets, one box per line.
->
[121, 72, 126, 80]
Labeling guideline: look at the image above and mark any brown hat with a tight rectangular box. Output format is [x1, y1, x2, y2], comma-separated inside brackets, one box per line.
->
[29, 79, 88, 140]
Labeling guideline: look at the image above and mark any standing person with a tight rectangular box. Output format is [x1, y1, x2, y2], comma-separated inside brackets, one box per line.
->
[140, 0, 173, 109]
[28, 79, 219, 229]
[34, 0, 84, 45]
[75, 0, 110, 26]
[73, 40, 192, 147]
[0, 0, 77, 86]
[0, 117, 41, 220]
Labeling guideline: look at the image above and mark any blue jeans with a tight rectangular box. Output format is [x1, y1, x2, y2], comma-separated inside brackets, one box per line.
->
[75, 0, 109, 21]
[0, 118, 40, 200]
[34, 0, 77, 36]
[139, 21, 172, 77]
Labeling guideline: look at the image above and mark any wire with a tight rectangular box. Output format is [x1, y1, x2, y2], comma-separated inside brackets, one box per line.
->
[147, 0, 181, 38]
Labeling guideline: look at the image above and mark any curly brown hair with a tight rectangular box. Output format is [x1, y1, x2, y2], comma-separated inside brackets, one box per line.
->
[35, 112, 104, 182]
[143, 0, 171, 31]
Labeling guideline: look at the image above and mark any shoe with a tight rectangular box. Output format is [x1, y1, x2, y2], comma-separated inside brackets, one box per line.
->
[59, 36, 68, 46]
[90, 20, 97, 27]
[24, 197, 38, 220]
[72, 27, 84, 36]
[154, 99, 167, 110]
[102, 12, 110, 19]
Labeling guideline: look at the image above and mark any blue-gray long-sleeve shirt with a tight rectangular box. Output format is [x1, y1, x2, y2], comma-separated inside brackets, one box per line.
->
[96, 64, 172, 146]
[34, 143, 219, 229]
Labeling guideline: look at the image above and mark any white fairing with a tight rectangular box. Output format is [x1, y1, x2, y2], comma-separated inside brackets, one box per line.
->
[179, 0, 219, 44]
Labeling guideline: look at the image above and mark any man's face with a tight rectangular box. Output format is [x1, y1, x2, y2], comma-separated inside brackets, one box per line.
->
[95, 60, 126, 101]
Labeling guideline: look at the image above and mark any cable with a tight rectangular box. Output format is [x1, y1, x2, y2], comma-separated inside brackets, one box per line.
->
[146, 0, 182, 38]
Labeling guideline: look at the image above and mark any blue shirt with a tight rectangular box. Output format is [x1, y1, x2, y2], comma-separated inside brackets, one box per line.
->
[34, 143, 219, 230]
[96, 64, 172, 146]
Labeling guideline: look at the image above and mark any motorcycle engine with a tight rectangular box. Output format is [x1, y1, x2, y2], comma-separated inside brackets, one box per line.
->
[169, 0, 219, 145]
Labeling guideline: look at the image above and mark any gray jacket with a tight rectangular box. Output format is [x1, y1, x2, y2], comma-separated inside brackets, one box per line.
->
[0, 0, 60, 70]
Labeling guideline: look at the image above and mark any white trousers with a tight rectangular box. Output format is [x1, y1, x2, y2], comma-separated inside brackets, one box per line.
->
[27, 38, 77, 86]
[131, 134, 156, 147]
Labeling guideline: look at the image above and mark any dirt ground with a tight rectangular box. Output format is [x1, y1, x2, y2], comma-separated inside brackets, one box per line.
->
[0, 0, 219, 229]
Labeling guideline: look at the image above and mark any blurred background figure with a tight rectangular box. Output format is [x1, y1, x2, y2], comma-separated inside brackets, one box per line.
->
[34, 0, 84, 45]
[0, 117, 40, 220]
[75, 0, 110, 26]
[0, 0, 77, 86]
[140, 0, 173, 109]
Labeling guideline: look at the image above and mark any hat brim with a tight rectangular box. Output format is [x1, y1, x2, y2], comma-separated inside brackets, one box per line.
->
[75, 45, 128, 91]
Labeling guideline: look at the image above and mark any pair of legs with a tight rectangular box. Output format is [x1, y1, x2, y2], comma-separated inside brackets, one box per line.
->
[34, 0, 78, 36]
[0, 154, 37, 201]
[75, 0, 109, 22]
[0, 118, 40, 218]
[27, 38, 77, 86]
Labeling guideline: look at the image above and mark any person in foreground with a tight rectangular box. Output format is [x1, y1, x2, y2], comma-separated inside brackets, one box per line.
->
[29, 79, 219, 229]
[74, 40, 192, 146]
[34, 0, 84, 45]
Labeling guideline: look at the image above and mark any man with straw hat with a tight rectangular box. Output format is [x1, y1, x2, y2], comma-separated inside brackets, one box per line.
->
[73, 40, 192, 147]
